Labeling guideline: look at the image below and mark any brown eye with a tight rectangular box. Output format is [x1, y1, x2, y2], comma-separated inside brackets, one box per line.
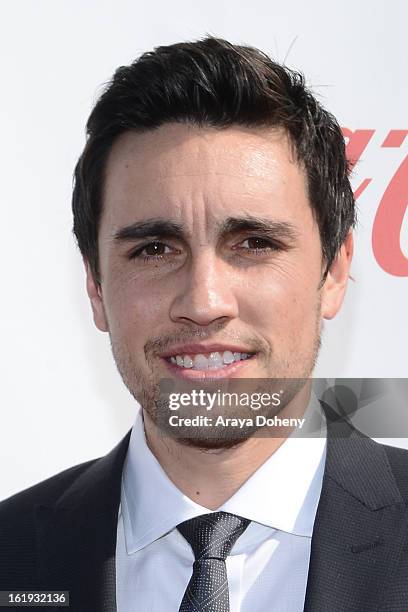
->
[237, 237, 281, 252]
[129, 241, 169, 259]
[245, 237, 273, 250]
[144, 242, 167, 256]
[129, 241, 180, 263]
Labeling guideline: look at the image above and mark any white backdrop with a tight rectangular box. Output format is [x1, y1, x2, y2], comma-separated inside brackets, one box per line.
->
[1, 0, 407, 500]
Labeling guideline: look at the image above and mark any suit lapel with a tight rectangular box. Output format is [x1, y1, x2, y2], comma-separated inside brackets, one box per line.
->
[34, 430, 131, 612]
[304, 403, 408, 611]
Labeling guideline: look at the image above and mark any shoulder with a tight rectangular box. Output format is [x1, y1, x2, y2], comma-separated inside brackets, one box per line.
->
[0, 429, 131, 590]
[0, 459, 101, 560]
[0, 458, 100, 589]
[0, 458, 97, 528]
[0, 429, 131, 529]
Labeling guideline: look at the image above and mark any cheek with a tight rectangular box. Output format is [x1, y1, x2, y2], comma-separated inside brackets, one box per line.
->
[240, 271, 321, 339]
[103, 273, 169, 340]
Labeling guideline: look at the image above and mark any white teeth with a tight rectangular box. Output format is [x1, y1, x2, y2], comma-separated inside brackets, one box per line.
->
[208, 352, 223, 369]
[222, 350, 235, 364]
[193, 354, 209, 370]
[168, 350, 254, 370]
[183, 355, 194, 368]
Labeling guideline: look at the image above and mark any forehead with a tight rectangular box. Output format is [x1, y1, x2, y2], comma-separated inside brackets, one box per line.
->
[101, 123, 310, 230]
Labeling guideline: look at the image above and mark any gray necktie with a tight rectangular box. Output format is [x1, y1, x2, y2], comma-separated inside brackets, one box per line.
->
[177, 511, 250, 612]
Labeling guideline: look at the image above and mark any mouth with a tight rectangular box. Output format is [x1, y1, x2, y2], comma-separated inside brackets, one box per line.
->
[161, 350, 258, 379]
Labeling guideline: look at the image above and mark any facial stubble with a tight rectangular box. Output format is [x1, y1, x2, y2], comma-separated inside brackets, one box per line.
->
[108, 295, 323, 451]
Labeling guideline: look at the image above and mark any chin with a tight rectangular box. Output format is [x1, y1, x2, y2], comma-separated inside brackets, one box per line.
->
[160, 419, 260, 450]
[174, 432, 254, 452]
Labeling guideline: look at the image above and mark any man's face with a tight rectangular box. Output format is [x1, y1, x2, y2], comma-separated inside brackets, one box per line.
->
[86, 123, 352, 445]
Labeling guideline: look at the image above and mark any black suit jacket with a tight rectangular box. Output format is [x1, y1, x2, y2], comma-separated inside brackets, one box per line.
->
[1, 406, 408, 611]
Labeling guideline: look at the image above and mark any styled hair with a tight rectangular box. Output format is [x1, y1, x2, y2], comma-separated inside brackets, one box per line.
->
[72, 36, 355, 284]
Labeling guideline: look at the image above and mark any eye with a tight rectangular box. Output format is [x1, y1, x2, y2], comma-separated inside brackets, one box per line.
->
[129, 241, 177, 262]
[235, 236, 282, 254]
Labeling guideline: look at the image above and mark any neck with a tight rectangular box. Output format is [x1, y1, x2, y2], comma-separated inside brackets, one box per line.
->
[143, 383, 312, 510]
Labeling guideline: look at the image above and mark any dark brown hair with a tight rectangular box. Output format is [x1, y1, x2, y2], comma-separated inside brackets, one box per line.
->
[72, 36, 355, 283]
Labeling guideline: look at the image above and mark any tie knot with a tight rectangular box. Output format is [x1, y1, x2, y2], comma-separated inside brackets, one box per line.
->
[177, 512, 250, 561]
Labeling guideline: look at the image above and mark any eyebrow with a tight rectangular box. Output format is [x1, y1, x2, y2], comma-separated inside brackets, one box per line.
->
[112, 215, 299, 244]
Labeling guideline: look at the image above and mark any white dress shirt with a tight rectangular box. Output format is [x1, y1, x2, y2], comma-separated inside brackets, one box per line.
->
[116, 399, 327, 611]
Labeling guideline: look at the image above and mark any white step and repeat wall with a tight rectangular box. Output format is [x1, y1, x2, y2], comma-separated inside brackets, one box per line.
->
[1, 0, 407, 499]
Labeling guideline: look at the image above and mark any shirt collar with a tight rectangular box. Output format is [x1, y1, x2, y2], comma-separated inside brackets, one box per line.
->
[121, 394, 326, 554]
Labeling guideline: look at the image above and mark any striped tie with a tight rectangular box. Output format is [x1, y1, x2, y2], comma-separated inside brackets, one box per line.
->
[177, 511, 250, 611]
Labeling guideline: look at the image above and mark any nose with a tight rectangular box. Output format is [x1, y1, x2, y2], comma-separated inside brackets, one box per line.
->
[169, 249, 239, 327]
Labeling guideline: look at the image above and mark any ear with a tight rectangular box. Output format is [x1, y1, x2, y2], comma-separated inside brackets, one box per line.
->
[321, 232, 354, 320]
[84, 259, 109, 332]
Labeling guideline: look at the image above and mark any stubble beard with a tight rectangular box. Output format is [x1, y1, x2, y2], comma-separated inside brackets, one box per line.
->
[109, 302, 322, 451]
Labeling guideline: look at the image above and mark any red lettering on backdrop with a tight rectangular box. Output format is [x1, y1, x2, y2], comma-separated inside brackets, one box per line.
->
[342, 127, 408, 277]
[381, 130, 408, 148]
[372, 155, 408, 276]
[343, 128, 375, 170]
[353, 178, 372, 200]
[343, 128, 375, 200]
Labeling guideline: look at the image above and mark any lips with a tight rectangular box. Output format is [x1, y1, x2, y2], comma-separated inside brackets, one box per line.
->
[158, 341, 258, 379]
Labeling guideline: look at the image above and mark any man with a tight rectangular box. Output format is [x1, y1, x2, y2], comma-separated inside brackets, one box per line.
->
[1, 37, 407, 612]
